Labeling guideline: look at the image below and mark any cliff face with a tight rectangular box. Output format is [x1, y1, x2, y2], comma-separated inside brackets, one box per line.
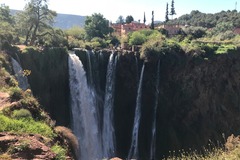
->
[156, 52, 240, 158]
[17, 47, 70, 126]
[17, 47, 240, 159]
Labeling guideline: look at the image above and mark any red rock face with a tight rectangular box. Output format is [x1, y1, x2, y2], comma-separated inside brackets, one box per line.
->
[0, 133, 56, 159]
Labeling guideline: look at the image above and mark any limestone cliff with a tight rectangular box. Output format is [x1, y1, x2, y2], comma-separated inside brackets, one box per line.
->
[15, 47, 240, 159]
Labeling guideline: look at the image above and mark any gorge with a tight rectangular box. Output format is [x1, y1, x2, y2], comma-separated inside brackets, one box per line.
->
[12, 46, 240, 159]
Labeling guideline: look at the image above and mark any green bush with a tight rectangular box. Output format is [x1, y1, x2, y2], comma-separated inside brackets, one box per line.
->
[9, 87, 23, 101]
[12, 109, 32, 119]
[182, 26, 207, 39]
[215, 44, 237, 54]
[90, 37, 107, 48]
[0, 114, 56, 138]
[129, 31, 147, 45]
[4, 76, 18, 88]
[51, 144, 67, 160]
[140, 38, 181, 62]
[128, 29, 163, 46]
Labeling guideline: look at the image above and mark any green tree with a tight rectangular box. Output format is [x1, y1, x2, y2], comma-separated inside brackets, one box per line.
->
[0, 4, 16, 49]
[165, 3, 169, 23]
[125, 15, 134, 24]
[116, 15, 124, 24]
[129, 32, 146, 45]
[150, 11, 154, 30]
[84, 13, 113, 40]
[42, 28, 68, 47]
[214, 22, 234, 33]
[15, 0, 56, 46]
[65, 26, 86, 40]
[143, 12, 146, 24]
[128, 29, 162, 45]
[0, 4, 14, 24]
[182, 26, 207, 38]
[169, 0, 176, 19]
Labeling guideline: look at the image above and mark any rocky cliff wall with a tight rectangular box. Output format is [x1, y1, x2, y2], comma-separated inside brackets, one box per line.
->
[17, 47, 70, 126]
[17, 47, 240, 159]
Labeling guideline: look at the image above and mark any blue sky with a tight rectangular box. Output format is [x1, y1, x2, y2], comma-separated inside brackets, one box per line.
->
[0, 0, 239, 23]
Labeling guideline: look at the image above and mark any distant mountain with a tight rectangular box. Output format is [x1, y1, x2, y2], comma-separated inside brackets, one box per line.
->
[54, 13, 86, 29]
[10, 9, 86, 30]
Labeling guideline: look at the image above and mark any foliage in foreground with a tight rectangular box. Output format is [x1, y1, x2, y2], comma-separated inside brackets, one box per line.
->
[0, 113, 56, 138]
[166, 147, 240, 160]
[51, 144, 67, 160]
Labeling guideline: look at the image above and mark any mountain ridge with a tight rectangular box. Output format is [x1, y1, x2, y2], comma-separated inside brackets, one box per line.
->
[10, 9, 86, 30]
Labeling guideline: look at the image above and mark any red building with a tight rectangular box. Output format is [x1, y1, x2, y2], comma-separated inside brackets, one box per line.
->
[157, 24, 182, 36]
[111, 22, 149, 36]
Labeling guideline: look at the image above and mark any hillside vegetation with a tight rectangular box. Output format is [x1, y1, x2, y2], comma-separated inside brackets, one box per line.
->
[169, 10, 240, 28]
[2, 1, 240, 159]
[0, 52, 76, 159]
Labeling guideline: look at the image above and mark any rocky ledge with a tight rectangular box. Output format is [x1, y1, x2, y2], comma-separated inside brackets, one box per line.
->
[0, 132, 70, 159]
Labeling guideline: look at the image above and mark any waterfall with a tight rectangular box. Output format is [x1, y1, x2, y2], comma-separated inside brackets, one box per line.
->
[135, 56, 139, 84]
[150, 60, 161, 159]
[68, 53, 102, 160]
[86, 50, 102, 133]
[11, 58, 29, 90]
[86, 50, 94, 86]
[128, 63, 145, 159]
[102, 52, 118, 158]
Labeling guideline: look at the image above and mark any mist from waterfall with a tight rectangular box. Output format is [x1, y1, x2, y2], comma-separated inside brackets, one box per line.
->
[150, 60, 161, 159]
[68, 53, 102, 160]
[128, 63, 145, 159]
[11, 58, 29, 90]
[102, 52, 118, 158]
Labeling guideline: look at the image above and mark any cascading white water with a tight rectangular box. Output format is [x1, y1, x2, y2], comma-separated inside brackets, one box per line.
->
[128, 63, 145, 159]
[102, 53, 118, 158]
[86, 50, 102, 134]
[11, 58, 29, 90]
[150, 60, 161, 159]
[86, 50, 94, 86]
[68, 53, 102, 160]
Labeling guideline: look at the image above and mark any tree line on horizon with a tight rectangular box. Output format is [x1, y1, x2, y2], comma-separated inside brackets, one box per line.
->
[0, 0, 240, 51]
[168, 9, 240, 28]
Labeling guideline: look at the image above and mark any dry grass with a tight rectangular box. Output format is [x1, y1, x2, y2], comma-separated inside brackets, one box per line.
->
[166, 135, 240, 160]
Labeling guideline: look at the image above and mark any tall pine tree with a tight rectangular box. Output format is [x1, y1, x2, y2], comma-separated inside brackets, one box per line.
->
[151, 11, 154, 29]
[165, 3, 169, 23]
[169, 0, 176, 19]
[143, 12, 146, 24]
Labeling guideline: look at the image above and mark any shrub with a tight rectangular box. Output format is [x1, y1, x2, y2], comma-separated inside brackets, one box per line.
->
[215, 44, 237, 54]
[51, 144, 67, 160]
[182, 26, 207, 39]
[129, 31, 147, 45]
[9, 87, 23, 101]
[5, 76, 18, 87]
[140, 38, 181, 62]
[90, 37, 107, 48]
[0, 114, 56, 138]
[11, 109, 32, 119]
